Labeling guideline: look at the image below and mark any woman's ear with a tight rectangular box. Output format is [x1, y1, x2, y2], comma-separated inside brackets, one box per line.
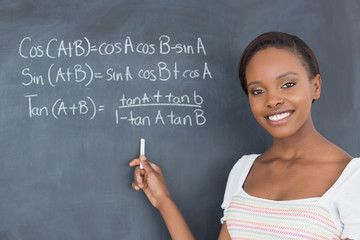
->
[312, 74, 321, 101]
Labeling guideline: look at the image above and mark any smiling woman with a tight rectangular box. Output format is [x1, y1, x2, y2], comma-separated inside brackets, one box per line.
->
[245, 47, 320, 139]
[130, 32, 360, 240]
[219, 32, 359, 240]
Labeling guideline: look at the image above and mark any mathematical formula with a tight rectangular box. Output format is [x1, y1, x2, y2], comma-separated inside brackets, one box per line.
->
[24, 91, 206, 127]
[21, 62, 212, 87]
[19, 35, 207, 59]
[19, 35, 212, 127]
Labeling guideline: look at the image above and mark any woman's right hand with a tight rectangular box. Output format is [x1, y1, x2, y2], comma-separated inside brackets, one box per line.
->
[129, 156, 172, 209]
[130, 156, 196, 240]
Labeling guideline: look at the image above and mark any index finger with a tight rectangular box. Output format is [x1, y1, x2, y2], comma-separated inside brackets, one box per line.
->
[140, 159, 156, 173]
[129, 158, 140, 167]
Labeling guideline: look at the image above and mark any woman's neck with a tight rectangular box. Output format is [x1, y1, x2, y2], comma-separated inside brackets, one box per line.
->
[268, 116, 326, 161]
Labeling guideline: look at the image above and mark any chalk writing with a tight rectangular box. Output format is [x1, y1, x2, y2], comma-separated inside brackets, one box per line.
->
[24, 90, 206, 127]
[18, 35, 206, 59]
[115, 109, 206, 126]
[25, 94, 103, 120]
[19, 35, 211, 127]
[21, 62, 212, 87]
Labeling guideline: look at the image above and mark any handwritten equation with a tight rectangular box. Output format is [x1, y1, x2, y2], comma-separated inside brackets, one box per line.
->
[25, 91, 206, 126]
[19, 35, 211, 127]
[19, 35, 207, 59]
[21, 62, 212, 87]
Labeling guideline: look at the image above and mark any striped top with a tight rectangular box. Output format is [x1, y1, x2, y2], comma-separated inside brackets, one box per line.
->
[221, 154, 360, 240]
[226, 192, 341, 239]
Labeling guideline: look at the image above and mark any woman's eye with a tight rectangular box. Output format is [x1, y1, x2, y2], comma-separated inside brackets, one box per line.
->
[250, 89, 264, 95]
[282, 82, 296, 88]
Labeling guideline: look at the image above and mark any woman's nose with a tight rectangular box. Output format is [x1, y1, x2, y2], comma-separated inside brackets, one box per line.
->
[266, 91, 284, 108]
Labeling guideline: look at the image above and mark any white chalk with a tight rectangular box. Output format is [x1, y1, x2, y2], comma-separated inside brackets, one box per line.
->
[139, 138, 145, 169]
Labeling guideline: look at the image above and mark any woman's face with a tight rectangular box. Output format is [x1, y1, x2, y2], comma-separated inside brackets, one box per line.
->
[246, 47, 321, 139]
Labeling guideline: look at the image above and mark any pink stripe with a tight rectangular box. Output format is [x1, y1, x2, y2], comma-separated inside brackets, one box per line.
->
[227, 222, 321, 240]
[229, 205, 336, 230]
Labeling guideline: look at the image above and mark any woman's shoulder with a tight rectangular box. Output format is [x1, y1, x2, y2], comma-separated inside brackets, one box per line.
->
[232, 154, 260, 169]
[321, 155, 360, 202]
[226, 154, 260, 180]
[325, 157, 360, 209]
[221, 154, 261, 209]
[318, 137, 353, 162]
[338, 157, 360, 180]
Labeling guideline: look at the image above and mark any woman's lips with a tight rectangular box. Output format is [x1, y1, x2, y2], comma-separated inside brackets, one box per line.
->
[265, 110, 294, 125]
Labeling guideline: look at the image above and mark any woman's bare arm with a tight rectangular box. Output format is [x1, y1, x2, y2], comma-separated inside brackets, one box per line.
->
[218, 222, 231, 240]
[130, 156, 195, 240]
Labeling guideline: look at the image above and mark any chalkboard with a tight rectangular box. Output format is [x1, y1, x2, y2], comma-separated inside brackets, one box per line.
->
[1, 0, 359, 239]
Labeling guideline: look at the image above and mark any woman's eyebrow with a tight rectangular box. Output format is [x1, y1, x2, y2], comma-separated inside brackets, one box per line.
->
[247, 81, 262, 87]
[276, 72, 299, 79]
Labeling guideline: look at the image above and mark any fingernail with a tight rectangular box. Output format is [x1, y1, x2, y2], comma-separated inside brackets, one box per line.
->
[140, 155, 146, 161]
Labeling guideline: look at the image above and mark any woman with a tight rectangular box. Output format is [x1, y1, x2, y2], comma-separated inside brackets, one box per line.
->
[129, 32, 360, 240]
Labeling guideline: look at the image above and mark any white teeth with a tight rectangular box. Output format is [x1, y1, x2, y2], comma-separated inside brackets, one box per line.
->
[269, 111, 291, 121]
